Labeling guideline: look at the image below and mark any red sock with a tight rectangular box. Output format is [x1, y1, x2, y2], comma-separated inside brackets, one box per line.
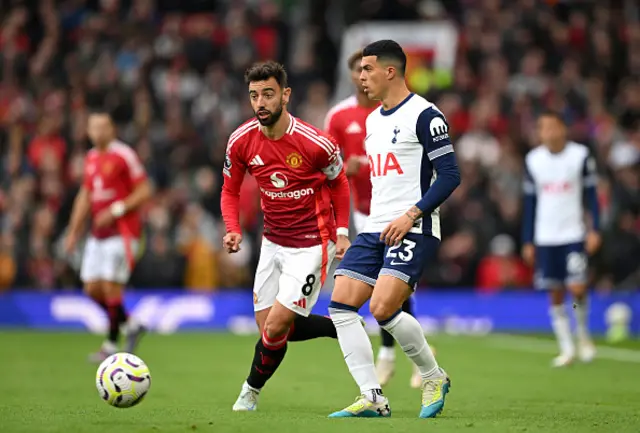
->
[105, 297, 128, 344]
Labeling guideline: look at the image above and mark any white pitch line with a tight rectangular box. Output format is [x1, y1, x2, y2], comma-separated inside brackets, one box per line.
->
[487, 334, 640, 363]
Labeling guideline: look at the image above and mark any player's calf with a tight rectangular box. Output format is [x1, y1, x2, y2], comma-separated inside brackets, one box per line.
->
[235, 301, 296, 412]
[84, 281, 106, 308]
[568, 283, 595, 363]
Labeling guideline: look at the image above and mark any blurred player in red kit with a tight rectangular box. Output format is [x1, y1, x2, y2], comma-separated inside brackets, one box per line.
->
[64, 111, 152, 362]
[221, 61, 351, 411]
[325, 49, 423, 388]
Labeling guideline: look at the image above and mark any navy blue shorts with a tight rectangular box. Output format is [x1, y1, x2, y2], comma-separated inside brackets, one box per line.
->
[335, 232, 440, 289]
[535, 242, 587, 289]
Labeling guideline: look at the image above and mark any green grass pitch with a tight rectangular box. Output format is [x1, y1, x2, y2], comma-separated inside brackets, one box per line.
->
[1, 332, 640, 433]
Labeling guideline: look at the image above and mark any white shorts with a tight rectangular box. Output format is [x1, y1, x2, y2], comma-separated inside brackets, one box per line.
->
[80, 236, 139, 285]
[353, 210, 368, 235]
[253, 237, 336, 316]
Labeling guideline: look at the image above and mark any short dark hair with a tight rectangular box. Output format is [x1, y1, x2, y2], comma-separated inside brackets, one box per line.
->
[88, 109, 114, 121]
[539, 110, 566, 125]
[347, 49, 364, 70]
[244, 61, 288, 88]
[362, 40, 407, 75]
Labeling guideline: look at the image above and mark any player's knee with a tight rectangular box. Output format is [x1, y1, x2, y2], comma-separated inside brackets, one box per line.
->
[568, 283, 587, 298]
[549, 289, 565, 305]
[369, 298, 398, 322]
[263, 320, 290, 340]
[103, 282, 124, 299]
[83, 282, 103, 300]
[331, 276, 371, 308]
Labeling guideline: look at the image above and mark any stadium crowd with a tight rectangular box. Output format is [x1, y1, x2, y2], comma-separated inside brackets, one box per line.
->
[0, 0, 638, 291]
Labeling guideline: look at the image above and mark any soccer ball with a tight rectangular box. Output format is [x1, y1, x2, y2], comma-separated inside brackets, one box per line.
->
[96, 353, 151, 408]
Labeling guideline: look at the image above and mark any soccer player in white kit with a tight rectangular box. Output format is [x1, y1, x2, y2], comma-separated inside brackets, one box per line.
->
[327, 40, 461, 419]
[522, 111, 601, 367]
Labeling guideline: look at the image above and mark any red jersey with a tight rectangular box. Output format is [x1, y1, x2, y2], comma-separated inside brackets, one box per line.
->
[324, 95, 378, 215]
[83, 140, 147, 239]
[221, 114, 350, 249]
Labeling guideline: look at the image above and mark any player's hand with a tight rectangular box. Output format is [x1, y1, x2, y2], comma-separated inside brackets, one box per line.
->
[223, 232, 243, 253]
[335, 235, 350, 260]
[381, 208, 420, 246]
[94, 209, 115, 229]
[522, 243, 535, 267]
[63, 231, 78, 255]
[345, 156, 362, 176]
[586, 231, 602, 255]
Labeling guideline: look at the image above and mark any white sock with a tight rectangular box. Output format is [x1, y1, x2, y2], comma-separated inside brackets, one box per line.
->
[329, 305, 382, 400]
[243, 381, 260, 393]
[377, 346, 395, 361]
[549, 305, 574, 355]
[380, 312, 441, 380]
[573, 298, 591, 342]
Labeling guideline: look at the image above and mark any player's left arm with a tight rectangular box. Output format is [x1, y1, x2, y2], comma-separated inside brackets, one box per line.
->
[316, 135, 351, 258]
[381, 108, 460, 245]
[411, 108, 461, 219]
[582, 153, 601, 254]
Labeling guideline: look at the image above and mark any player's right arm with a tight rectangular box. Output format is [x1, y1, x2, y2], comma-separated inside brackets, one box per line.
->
[521, 158, 536, 266]
[64, 185, 90, 254]
[220, 138, 248, 253]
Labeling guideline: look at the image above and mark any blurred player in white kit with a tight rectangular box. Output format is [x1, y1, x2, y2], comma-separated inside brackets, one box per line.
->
[522, 111, 601, 367]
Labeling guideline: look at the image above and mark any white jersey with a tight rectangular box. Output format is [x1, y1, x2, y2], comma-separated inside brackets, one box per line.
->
[363, 93, 455, 239]
[523, 141, 597, 246]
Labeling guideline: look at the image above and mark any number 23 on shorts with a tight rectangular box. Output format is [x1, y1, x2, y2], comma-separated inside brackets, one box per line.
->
[386, 239, 416, 265]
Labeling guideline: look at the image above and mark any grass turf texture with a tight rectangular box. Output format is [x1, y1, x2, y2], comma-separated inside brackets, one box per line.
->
[1, 332, 640, 433]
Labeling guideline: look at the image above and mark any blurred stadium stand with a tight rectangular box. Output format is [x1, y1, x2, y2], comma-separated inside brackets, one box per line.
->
[0, 0, 638, 294]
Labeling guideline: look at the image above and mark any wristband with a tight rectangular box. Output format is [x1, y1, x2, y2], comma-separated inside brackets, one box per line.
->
[110, 201, 126, 218]
[337, 227, 349, 237]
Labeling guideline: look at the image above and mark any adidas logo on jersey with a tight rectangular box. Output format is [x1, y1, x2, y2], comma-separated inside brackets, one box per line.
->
[250, 155, 265, 166]
[346, 121, 362, 134]
[293, 298, 307, 309]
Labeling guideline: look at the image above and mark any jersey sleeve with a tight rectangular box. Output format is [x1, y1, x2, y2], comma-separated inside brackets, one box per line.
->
[414, 107, 461, 214]
[314, 133, 344, 181]
[112, 144, 147, 185]
[521, 158, 537, 244]
[220, 136, 248, 234]
[581, 152, 600, 231]
[312, 133, 350, 231]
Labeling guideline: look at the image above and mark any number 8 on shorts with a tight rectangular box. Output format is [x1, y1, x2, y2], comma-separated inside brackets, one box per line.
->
[252, 238, 337, 316]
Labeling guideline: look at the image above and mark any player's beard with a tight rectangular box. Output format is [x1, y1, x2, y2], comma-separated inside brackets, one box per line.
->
[255, 102, 284, 126]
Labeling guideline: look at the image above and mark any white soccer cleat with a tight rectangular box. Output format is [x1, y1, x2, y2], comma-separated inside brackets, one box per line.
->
[232, 382, 260, 412]
[551, 352, 575, 368]
[410, 364, 422, 389]
[375, 358, 395, 386]
[578, 340, 596, 363]
[419, 368, 451, 418]
[328, 394, 391, 418]
[88, 340, 118, 364]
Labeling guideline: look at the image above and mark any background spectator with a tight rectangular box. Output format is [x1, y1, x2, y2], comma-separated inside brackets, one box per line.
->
[0, 0, 638, 292]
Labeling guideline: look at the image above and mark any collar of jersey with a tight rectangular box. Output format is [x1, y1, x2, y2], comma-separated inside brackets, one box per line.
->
[380, 93, 415, 116]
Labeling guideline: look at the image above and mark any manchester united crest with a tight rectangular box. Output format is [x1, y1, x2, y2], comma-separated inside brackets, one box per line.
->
[286, 152, 303, 169]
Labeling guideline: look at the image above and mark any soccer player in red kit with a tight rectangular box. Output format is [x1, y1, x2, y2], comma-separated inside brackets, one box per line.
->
[64, 111, 152, 362]
[325, 49, 423, 389]
[221, 61, 351, 411]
